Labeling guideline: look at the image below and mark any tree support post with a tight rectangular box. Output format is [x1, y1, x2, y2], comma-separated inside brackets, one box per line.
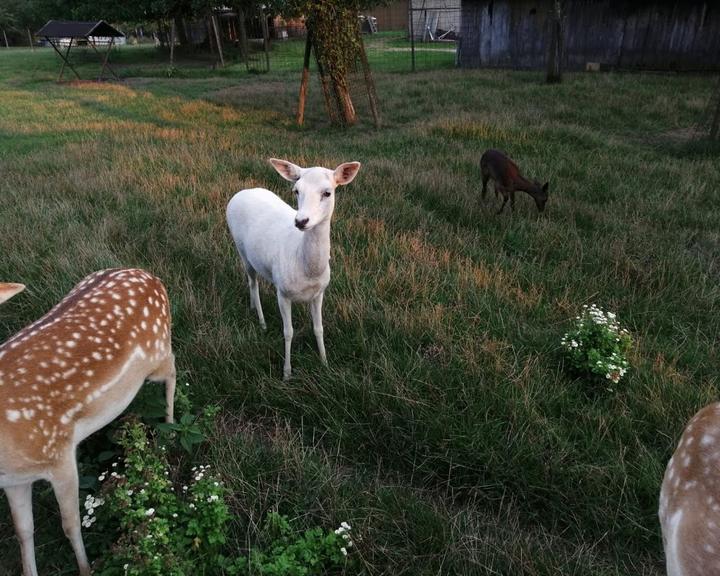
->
[297, 32, 313, 125]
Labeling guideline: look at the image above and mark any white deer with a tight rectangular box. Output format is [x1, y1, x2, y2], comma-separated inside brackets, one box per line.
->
[0, 268, 176, 576]
[660, 402, 720, 576]
[226, 158, 361, 380]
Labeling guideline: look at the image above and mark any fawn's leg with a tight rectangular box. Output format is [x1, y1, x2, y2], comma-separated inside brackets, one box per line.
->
[310, 292, 327, 366]
[149, 352, 176, 423]
[277, 291, 293, 380]
[51, 459, 90, 576]
[5, 483, 38, 576]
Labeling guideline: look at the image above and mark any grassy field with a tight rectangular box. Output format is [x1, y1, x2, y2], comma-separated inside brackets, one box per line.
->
[1, 45, 719, 575]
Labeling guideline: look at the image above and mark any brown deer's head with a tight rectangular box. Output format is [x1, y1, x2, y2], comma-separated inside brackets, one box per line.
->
[530, 181, 549, 212]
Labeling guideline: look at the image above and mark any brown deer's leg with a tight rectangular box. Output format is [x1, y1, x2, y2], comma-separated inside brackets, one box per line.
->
[496, 188, 509, 214]
[481, 174, 489, 200]
[510, 189, 516, 212]
[5, 483, 38, 576]
[51, 459, 90, 576]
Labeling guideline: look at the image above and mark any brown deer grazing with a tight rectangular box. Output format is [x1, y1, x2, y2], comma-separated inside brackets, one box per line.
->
[0, 268, 176, 576]
[660, 403, 720, 576]
[480, 149, 549, 214]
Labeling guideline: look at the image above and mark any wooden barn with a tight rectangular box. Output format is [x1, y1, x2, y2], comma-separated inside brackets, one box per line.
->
[458, 1, 720, 71]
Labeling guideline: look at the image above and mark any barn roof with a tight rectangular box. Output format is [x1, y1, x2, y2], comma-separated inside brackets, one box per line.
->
[36, 20, 124, 38]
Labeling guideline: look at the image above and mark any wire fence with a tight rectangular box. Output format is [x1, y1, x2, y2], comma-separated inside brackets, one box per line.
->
[240, 4, 461, 74]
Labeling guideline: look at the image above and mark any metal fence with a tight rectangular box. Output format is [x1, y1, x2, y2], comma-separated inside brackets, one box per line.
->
[252, 4, 460, 74]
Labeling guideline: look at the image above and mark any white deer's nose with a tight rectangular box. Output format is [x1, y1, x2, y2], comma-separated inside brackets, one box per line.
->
[295, 217, 309, 230]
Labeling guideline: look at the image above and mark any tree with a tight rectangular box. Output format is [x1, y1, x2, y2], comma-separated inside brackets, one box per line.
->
[279, 0, 384, 125]
[0, 4, 17, 47]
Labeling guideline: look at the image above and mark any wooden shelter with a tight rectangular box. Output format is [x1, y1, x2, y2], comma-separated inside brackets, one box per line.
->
[36, 20, 125, 82]
[459, 0, 720, 71]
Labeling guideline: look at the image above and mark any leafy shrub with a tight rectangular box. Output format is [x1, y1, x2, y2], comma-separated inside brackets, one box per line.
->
[561, 304, 632, 387]
[221, 513, 357, 576]
[87, 421, 230, 576]
[84, 418, 358, 575]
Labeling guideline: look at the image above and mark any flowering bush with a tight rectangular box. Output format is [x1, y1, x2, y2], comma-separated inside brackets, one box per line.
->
[87, 421, 230, 576]
[84, 420, 357, 575]
[221, 512, 358, 575]
[561, 304, 633, 386]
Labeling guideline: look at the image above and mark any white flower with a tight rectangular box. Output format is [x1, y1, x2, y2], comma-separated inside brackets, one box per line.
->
[341, 521, 351, 530]
[127, 490, 133, 496]
[340, 547, 347, 556]
[145, 508, 155, 516]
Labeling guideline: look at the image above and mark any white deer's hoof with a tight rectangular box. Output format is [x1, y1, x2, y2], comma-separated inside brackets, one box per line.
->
[283, 371, 291, 381]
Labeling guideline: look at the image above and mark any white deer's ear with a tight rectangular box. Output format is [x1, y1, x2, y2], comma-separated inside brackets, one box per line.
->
[334, 162, 361, 186]
[269, 158, 304, 182]
[0, 283, 25, 305]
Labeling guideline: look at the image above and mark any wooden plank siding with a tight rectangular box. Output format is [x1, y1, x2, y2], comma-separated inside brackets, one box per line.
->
[459, 1, 720, 71]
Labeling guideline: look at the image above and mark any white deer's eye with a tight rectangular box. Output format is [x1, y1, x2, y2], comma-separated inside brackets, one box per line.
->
[322, 190, 332, 198]
[293, 188, 298, 195]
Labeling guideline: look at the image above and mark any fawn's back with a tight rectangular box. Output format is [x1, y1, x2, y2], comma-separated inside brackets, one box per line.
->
[0, 268, 172, 479]
[660, 402, 720, 576]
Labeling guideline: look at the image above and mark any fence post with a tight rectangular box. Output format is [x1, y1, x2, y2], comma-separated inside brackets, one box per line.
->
[409, 4, 415, 71]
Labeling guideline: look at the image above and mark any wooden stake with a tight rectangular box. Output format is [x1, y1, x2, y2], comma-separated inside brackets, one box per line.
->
[212, 14, 224, 67]
[27, 28, 35, 51]
[260, 12, 270, 72]
[3, 29, 8, 48]
[313, 43, 339, 125]
[357, 31, 380, 127]
[297, 32, 313, 125]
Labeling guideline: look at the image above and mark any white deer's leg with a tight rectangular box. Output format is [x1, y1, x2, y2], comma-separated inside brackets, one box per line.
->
[277, 291, 293, 380]
[5, 483, 38, 576]
[149, 353, 176, 423]
[247, 271, 266, 330]
[51, 460, 90, 576]
[310, 292, 327, 366]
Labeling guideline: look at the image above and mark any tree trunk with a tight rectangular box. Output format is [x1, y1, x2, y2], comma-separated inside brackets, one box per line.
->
[174, 15, 189, 47]
[170, 20, 176, 66]
[546, 0, 563, 84]
[237, 9, 248, 63]
[308, 6, 358, 126]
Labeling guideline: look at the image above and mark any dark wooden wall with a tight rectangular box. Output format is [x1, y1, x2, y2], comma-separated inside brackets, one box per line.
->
[459, 1, 720, 71]
[369, 0, 409, 32]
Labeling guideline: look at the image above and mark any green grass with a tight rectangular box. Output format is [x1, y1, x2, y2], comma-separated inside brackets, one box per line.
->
[1, 45, 720, 575]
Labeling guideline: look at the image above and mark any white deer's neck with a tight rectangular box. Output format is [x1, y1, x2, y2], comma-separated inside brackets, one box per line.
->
[300, 219, 331, 278]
